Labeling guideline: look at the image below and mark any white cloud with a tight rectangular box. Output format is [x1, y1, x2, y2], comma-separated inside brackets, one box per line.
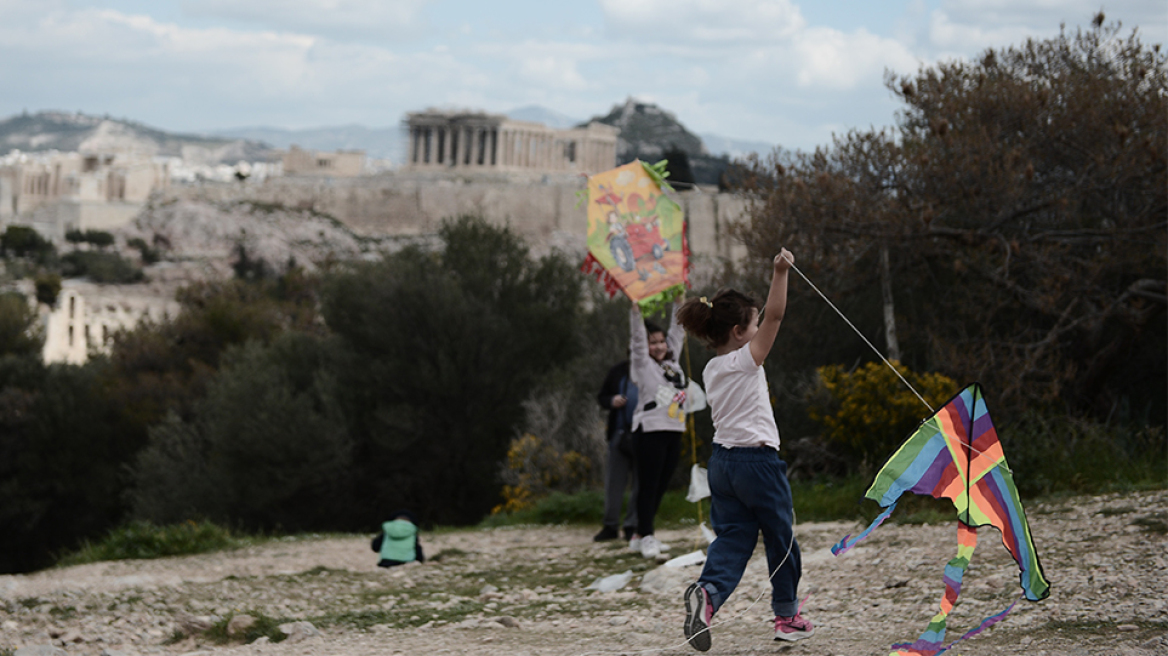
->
[0, 6, 485, 129]
[792, 26, 920, 89]
[181, 0, 433, 40]
[927, 9, 1045, 53]
[929, 1, 1167, 53]
[518, 55, 588, 91]
[599, 0, 805, 42]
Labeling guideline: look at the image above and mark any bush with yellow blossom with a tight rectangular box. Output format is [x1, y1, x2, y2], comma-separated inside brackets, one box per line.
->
[808, 361, 957, 469]
[493, 434, 591, 515]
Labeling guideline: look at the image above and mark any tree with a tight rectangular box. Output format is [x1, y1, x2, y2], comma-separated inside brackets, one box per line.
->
[0, 225, 54, 262]
[321, 216, 584, 525]
[0, 358, 139, 572]
[663, 147, 696, 186]
[734, 18, 1166, 424]
[0, 293, 42, 357]
[130, 334, 352, 531]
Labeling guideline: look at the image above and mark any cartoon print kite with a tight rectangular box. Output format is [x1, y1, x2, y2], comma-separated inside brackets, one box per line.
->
[579, 160, 689, 313]
[832, 383, 1050, 656]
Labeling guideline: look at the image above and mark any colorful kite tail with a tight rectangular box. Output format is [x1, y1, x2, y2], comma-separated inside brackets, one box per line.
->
[831, 502, 897, 556]
[940, 598, 1019, 653]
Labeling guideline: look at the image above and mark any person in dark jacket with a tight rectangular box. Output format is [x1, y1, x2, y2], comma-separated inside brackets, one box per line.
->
[594, 360, 639, 542]
[371, 510, 425, 567]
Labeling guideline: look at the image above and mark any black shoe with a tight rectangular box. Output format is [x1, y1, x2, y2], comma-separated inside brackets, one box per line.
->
[593, 526, 619, 542]
[623, 526, 636, 541]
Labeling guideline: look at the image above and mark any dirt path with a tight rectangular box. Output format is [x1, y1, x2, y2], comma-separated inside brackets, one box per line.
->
[1, 490, 1165, 656]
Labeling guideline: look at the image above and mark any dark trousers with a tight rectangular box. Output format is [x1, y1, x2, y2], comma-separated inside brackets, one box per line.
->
[633, 429, 682, 537]
[697, 444, 802, 618]
[602, 434, 638, 531]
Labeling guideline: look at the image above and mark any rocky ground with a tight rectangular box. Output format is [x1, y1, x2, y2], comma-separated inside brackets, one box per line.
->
[1, 490, 1165, 656]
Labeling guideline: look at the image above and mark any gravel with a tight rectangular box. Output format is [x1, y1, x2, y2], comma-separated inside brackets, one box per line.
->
[1, 489, 1165, 656]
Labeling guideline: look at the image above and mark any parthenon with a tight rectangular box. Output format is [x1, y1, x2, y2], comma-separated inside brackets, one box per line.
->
[405, 110, 618, 174]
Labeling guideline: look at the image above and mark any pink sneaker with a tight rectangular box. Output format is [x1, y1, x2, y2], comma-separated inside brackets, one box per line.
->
[774, 613, 814, 642]
[683, 582, 713, 652]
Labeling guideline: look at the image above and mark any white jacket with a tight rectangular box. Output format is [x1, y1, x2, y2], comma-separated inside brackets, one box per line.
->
[629, 302, 688, 433]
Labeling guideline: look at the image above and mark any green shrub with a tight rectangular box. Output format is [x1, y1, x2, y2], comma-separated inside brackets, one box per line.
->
[808, 361, 957, 469]
[129, 335, 353, 531]
[127, 237, 160, 264]
[204, 611, 288, 644]
[0, 293, 42, 357]
[320, 215, 584, 527]
[0, 225, 54, 259]
[0, 358, 140, 573]
[57, 520, 239, 566]
[33, 273, 61, 305]
[1003, 412, 1166, 496]
[61, 251, 144, 283]
[65, 229, 114, 248]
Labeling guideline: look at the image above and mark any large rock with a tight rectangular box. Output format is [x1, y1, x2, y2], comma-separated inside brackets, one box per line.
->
[226, 614, 256, 637]
[277, 621, 321, 643]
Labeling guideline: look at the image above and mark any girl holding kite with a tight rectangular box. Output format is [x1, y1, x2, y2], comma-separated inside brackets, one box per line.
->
[628, 301, 687, 559]
[675, 249, 813, 650]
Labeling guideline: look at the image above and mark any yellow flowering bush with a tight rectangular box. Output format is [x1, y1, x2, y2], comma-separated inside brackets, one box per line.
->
[493, 434, 591, 515]
[808, 361, 957, 467]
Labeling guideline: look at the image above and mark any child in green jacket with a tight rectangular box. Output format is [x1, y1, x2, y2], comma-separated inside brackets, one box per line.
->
[371, 510, 425, 568]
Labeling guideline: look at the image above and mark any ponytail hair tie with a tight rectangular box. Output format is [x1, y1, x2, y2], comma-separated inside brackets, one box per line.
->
[699, 296, 713, 308]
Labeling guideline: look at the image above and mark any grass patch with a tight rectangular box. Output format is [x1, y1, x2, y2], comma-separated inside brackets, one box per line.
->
[57, 520, 242, 566]
[479, 479, 967, 529]
[1043, 618, 1168, 635]
[1096, 506, 1138, 517]
[1131, 513, 1168, 535]
[48, 605, 76, 620]
[204, 611, 288, 644]
[430, 548, 468, 562]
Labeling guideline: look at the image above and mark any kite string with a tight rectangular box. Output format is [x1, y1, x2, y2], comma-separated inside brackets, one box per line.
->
[782, 256, 935, 414]
[782, 257, 1014, 475]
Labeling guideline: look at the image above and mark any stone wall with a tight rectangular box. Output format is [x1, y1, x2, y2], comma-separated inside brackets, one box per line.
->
[160, 174, 751, 266]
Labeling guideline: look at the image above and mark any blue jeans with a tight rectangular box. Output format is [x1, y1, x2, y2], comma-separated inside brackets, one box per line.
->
[697, 444, 802, 618]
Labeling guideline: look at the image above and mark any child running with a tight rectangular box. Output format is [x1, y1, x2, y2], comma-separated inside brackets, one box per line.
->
[675, 249, 813, 651]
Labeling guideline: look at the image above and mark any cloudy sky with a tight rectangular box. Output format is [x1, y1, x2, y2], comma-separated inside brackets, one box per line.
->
[1, 0, 1164, 152]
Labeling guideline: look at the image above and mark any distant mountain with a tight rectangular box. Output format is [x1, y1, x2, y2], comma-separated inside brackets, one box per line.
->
[585, 99, 732, 186]
[699, 133, 773, 159]
[506, 106, 582, 130]
[0, 111, 273, 164]
[209, 124, 406, 164]
[587, 98, 705, 160]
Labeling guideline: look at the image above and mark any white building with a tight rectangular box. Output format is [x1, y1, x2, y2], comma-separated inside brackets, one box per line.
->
[42, 280, 180, 365]
[405, 110, 618, 174]
[0, 149, 170, 239]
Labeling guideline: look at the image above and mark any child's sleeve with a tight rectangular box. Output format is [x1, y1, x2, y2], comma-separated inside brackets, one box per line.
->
[666, 301, 685, 360]
[371, 533, 383, 553]
[732, 344, 760, 372]
[629, 307, 649, 385]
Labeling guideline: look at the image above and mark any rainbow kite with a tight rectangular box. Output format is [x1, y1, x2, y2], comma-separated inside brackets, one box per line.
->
[832, 383, 1050, 656]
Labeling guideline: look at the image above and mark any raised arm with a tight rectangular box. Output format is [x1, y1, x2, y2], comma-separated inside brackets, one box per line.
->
[666, 300, 685, 360]
[629, 305, 649, 385]
[749, 249, 793, 366]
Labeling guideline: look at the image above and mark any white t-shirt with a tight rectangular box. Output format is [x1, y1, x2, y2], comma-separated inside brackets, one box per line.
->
[703, 344, 781, 450]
